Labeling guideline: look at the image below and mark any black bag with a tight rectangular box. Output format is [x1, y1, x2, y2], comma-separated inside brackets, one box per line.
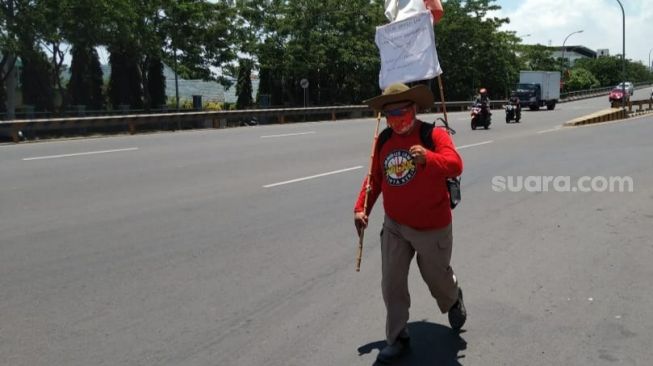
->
[376, 119, 461, 209]
[446, 177, 461, 209]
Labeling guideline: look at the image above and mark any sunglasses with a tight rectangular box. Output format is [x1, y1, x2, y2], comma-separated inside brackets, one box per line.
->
[384, 104, 414, 117]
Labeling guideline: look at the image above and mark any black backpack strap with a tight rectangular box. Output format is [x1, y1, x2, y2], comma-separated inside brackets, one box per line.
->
[419, 121, 436, 151]
[419, 120, 462, 209]
[435, 117, 456, 135]
[376, 127, 393, 152]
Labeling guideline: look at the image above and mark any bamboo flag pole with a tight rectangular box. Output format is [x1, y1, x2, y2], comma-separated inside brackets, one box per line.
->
[437, 75, 450, 129]
[356, 112, 382, 272]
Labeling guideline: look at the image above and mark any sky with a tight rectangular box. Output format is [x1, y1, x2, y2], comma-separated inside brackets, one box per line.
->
[491, 0, 653, 67]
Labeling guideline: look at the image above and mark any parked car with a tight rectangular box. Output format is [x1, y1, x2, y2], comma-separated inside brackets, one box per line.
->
[615, 82, 634, 96]
[609, 87, 630, 104]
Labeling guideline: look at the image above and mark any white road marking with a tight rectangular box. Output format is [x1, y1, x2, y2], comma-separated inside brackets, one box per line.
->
[23, 147, 139, 161]
[537, 126, 563, 134]
[260, 131, 316, 138]
[457, 140, 493, 149]
[264, 166, 363, 188]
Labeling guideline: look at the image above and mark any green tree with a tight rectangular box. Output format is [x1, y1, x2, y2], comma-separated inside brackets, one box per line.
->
[68, 44, 104, 110]
[519, 44, 558, 72]
[147, 57, 166, 109]
[57, 0, 119, 110]
[108, 45, 143, 109]
[3, 0, 116, 113]
[565, 67, 599, 91]
[0, 81, 5, 112]
[161, 0, 236, 81]
[39, 0, 69, 110]
[573, 56, 650, 86]
[1, 1, 39, 81]
[436, 0, 519, 100]
[574, 56, 621, 86]
[1, 0, 44, 116]
[249, 0, 385, 106]
[236, 58, 253, 109]
[621, 59, 650, 83]
[245, 0, 524, 104]
[20, 47, 55, 111]
[106, 0, 236, 109]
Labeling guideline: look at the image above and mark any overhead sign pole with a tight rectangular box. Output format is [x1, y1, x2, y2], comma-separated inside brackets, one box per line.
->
[300, 78, 309, 108]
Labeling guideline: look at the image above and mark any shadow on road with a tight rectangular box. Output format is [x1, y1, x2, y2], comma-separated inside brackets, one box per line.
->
[357, 320, 467, 365]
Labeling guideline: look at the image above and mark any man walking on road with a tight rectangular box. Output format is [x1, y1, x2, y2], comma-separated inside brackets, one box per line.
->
[354, 83, 466, 364]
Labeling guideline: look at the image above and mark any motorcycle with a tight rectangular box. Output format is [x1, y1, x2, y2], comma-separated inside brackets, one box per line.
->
[470, 102, 491, 130]
[504, 102, 521, 123]
[240, 116, 259, 126]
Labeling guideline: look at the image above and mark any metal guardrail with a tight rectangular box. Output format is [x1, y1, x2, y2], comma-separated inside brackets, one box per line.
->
[561, 82, 652, 101]
[2, 84, 651, 143]
[0, 101, 511, 143]
[560, 86, 613, 100]
[0, 107, 172, 121]
[620, 98, 653, 113]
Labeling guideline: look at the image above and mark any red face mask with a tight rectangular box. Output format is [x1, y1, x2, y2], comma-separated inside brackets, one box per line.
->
[385, 105, 415, 134]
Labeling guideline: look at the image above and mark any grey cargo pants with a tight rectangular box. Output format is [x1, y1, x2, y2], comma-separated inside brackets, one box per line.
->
[381, 215, 459, 345]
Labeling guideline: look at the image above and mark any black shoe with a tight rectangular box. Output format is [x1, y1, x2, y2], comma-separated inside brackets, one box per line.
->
[376, 335, 410, 364]
[448, 287, 467, 330]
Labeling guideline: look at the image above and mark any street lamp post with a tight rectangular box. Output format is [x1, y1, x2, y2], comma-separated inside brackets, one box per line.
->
[561, 30, 583, 95]
[561, 30, 584, 70]
[648, 48, 652, 73]
[615, 0, 625, 109]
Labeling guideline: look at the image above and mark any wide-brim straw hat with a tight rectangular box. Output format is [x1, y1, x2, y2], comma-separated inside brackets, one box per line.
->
[364, 83, 434, 111]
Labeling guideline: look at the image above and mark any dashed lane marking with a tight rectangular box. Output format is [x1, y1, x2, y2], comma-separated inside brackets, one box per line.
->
[261, 132, 316, 138]
[263, 166, 363, 188]
[23, 147, 139, 161]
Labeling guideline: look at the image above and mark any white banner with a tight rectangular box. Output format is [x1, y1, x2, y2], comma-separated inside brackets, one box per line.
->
[375, 11, 442, 90]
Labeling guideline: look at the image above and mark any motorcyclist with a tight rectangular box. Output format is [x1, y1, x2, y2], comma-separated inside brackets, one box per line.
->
[475, 88, 490, 105]
[509, 92, 521, 120]
[474, 88, 491, 120]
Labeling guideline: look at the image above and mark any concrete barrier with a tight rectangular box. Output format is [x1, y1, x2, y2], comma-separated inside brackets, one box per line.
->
[564, 97, 653, 127]
[564, 108, 627, 126]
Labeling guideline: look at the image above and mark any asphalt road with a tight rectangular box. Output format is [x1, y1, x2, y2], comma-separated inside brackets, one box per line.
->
[1, 89, 653, 366]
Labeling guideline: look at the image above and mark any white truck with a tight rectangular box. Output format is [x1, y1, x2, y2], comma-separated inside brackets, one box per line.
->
[515, 71, 561, 110]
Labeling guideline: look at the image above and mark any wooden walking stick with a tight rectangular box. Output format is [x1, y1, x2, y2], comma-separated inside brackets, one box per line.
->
[356, 112, 382, 272]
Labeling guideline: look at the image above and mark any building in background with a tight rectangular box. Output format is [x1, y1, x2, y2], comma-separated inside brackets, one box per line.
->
[551, 45, 597, 66]
[163, 66, 259, 105]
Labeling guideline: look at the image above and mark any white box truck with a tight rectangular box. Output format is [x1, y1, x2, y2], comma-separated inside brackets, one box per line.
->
[515, 71, 561, 110]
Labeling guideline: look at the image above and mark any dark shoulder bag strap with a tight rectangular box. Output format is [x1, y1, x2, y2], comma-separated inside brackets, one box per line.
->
[419, 121, 436, 151]
[376, 127, 393, 152]
[421, 119, 462, 209]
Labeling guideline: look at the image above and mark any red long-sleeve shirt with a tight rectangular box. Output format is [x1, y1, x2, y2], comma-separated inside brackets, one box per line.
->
[354, 121, 463, 230]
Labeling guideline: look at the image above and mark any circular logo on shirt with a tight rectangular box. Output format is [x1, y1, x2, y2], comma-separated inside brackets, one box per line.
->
[384, 150, 416, 186]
